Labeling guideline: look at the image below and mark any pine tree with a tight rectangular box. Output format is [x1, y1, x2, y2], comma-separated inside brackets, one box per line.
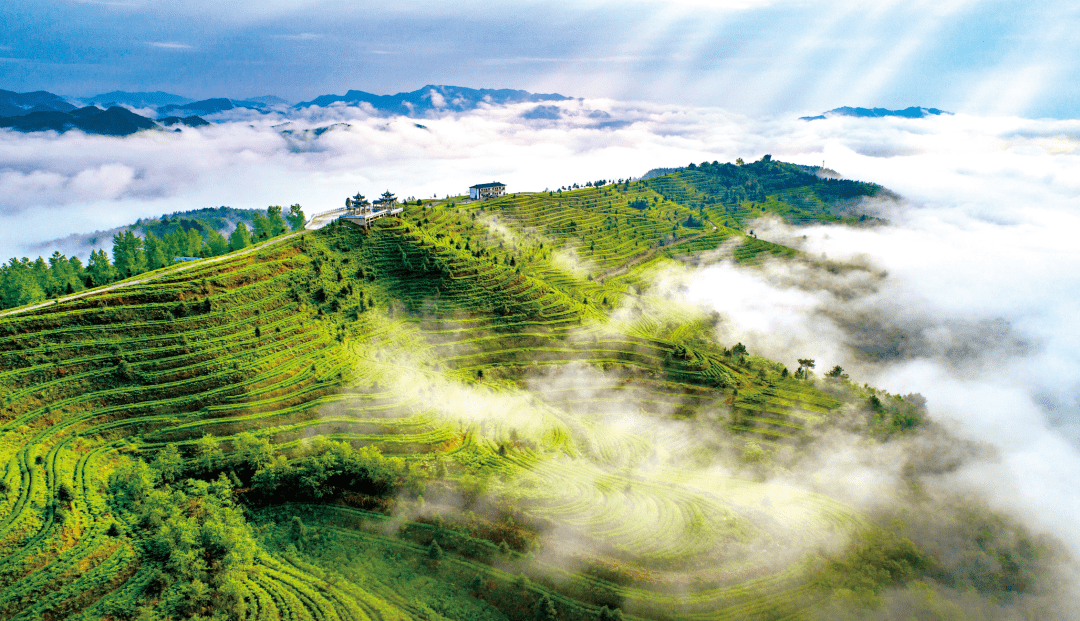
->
[427, 539, 444, 561]
[230, 223, 251, 251]
[206, 230, 229, 256]
[144, 232, 168, 270]
[267, 205, 289, 236]
[88, 249, 115, 286]
[185, 228, 204, 256]
[536, 594, 557, 621]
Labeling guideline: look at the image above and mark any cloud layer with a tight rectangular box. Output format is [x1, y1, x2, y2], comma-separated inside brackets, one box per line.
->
[3, 100, 1079, 573]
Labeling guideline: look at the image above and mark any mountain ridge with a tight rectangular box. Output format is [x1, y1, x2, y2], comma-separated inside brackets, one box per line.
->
[801, 106, 952, 120]
[296, 84, 571, 115]
[0, 105, 160, 136]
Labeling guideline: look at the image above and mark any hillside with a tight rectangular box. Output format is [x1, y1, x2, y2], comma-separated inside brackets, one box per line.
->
[0, 162, 1054, 621]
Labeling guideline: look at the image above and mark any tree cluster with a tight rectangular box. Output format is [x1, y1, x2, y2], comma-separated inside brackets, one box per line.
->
[0, 205, 305, 310]
[107, 459, 258, 619]
[249, 438, 418, 504]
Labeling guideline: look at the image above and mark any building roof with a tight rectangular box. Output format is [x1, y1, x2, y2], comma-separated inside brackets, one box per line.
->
[470, 182, 506, 189]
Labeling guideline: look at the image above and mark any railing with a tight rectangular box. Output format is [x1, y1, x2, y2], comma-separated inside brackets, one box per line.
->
[338, 206, 403, 225]
[305, 207, 347, 226]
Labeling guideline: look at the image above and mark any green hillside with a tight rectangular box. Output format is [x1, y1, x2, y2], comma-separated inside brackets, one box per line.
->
[0, 162, 1051, 620]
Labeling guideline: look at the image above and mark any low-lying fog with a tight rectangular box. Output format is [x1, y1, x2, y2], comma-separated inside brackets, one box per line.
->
[2, 97, 1078, 568]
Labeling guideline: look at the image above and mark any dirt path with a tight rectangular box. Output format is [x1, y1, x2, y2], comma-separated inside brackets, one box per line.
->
[0, 209, 345, 319]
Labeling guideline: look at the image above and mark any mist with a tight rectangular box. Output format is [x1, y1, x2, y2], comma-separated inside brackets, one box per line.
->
[5, 97, 1080, 613]
[655, 114, 1080, 568]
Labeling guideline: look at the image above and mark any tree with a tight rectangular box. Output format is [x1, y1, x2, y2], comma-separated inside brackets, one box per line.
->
[196, 433, 223, 474]
[254, 207, 287, 240]
[234, 431, 274, 470]
[185, 228, 204, 257]
[87, 249, 115, 286]
[48, 251, 81, 295]
[796, 358, 816, 380]
[266, 206, 289, 236]
[112, 230, 145, 278]
[731, 342, 748, 360]
[825, 365, 848, 380]
[206, 230, 229, 256]
[536, 594, 557, 621]
[163, 228, 186, 259]
[144, 232, 168, 270]
[31, 256, 57, 296]
[229, 223, 251, 251]
[427, 538, 444, 562]
[286, 204, 306, 231]
[0, 258, 45, 308]
[152, 444, 185, 483]
[290, 516, 307, 543]
[66, 255, 85, 289]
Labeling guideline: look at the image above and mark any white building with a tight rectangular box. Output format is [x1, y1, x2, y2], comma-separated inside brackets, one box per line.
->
[469, 182, 506, 200]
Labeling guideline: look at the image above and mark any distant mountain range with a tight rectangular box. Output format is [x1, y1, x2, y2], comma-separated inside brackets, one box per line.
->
[0, 85, 573, 136]
[800, 106, 951, 121]
[0, 89, 210, 135]
[83, 91, 193, 109]
[0, 89, 77, 117]
[0, 106, 163, 136]
[295, 84, 570, 115]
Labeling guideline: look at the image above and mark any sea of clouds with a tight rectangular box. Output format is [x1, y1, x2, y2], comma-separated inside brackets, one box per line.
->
[2, 97, 1079, 569]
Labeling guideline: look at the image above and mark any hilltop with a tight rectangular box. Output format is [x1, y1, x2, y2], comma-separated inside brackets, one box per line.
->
[0, 160, 1057, 621]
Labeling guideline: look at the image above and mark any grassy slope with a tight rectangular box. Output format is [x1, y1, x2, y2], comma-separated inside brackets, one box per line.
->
[0, 167, 985, 621]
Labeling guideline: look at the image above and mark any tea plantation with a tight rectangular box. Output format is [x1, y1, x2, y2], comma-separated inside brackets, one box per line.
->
[0, 161, 1050, 620]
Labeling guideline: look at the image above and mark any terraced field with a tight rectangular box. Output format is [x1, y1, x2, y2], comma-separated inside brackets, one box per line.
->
[0, 164, 930, 620]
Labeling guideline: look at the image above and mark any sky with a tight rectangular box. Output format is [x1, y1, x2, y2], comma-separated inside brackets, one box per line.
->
[2, 0, 1079, 118]
[3, 1, 1080, 610]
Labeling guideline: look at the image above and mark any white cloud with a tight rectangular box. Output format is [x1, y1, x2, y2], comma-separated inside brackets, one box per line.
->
[276, 32, 323, 41]
[146, 41, 193, 50]
[651, 111, 1080, 561]
[1, 102, 1078, 565]
[426, 89, 447, 108]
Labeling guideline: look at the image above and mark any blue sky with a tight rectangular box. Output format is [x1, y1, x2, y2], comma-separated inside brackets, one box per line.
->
[2, 0, 1078, 118]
